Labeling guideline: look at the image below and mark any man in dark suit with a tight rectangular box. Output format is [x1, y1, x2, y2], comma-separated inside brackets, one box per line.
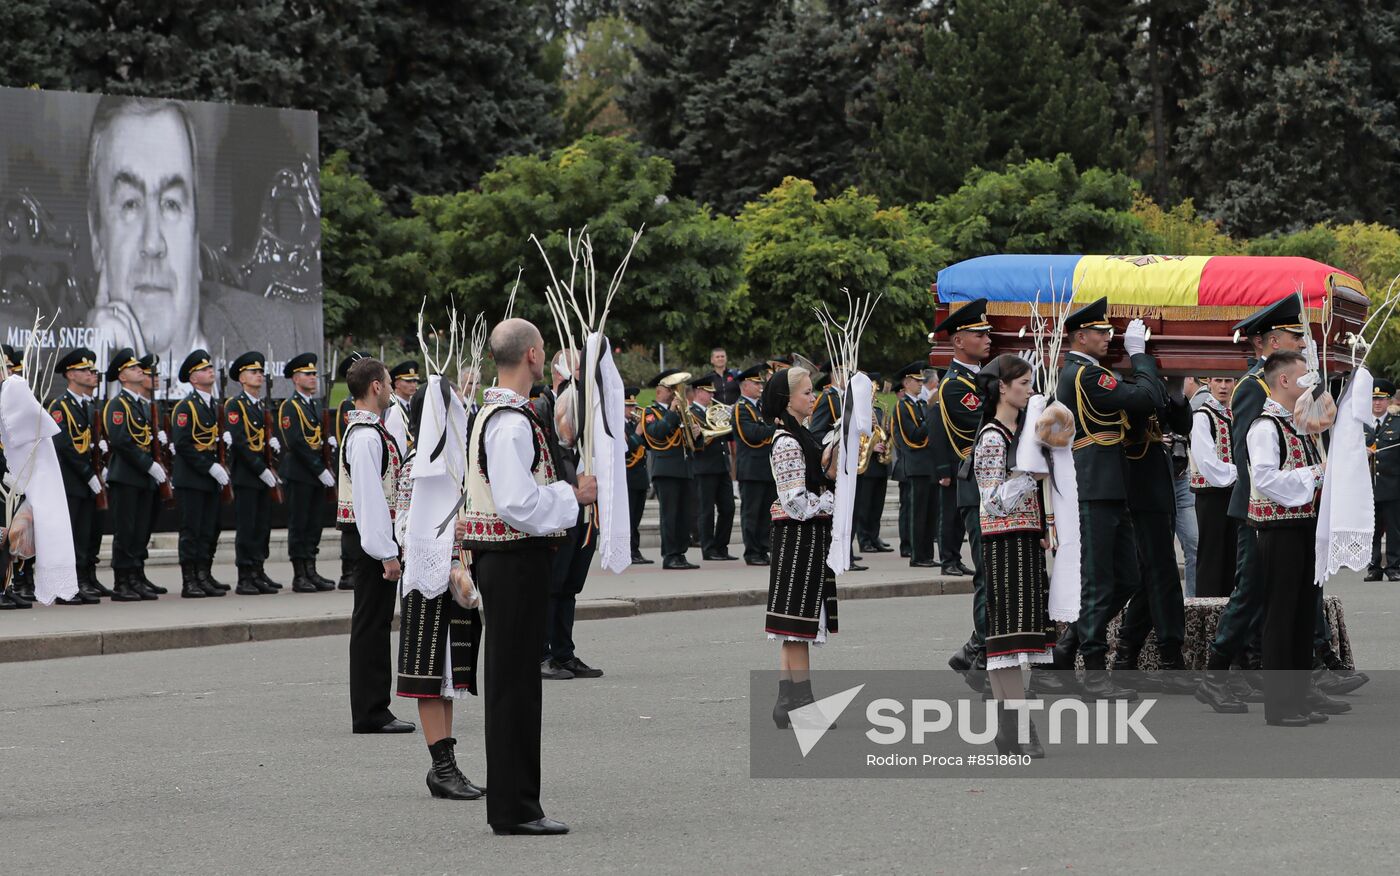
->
[690, 374, 736, 561]
[103, 348, 164, 601]
[47, 348, 109, 604]
[170, 349, 229, 598]
[893, 361, 938, 567]
[278, 352, 337, 593]
[1366, 379, 1400, 580]
[645, 369, 699, 569]
[226, 351, 283, 595]
[734, 363, 776, 565]
[624, 387, 653, 565]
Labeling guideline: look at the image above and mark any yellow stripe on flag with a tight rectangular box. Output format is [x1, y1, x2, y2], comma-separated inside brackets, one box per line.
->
[1070, 255, 1209, 307]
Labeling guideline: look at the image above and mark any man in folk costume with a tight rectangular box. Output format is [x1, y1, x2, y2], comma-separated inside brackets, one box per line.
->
[382, 359, 420, 457]
[461, 318, 595, 835]
[1364, 378, 1400, 581]
[225, 352, 283, 595]
[339, 357, 415, 735]
[893, 361, 938, 567]
[854, 371, 893, 555]
[46, 347, 110, 605]
[1189, 376, 1240, 598]
[277, 352, 337, 593]
[645, 369, 700, 569]
[333, 351, 367, 591]
[1195, 298, 1307, 711]
[102, 347, 166, 602]
[689, 373, 737, 562]
[734, 363, 777, 565]
[1052, 297, 1162, 700]
[170, 349, 230, 598]
[624, 386, 653, 565]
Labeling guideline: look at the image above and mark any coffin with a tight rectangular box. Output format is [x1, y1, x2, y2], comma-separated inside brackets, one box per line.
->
[929, 254, 1370, 376]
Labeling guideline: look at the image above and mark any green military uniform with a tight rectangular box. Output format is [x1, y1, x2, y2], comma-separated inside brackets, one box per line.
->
[734, 364, 777, 565]
[170, 349, 227, 598]
[624, 387, 652, 564]
[808, 382, 841, 446]
[278, 352, 336, 593]
[690, 374, 735, 560]
[46, 347, 109, 604]
[1054, 298, 1164, 685]
[226, 351, 280, 595]
[1367, 379, 1400, 578]
[645, 370, 695, 569]
[893, 362, 939, 566]
[103, 348, 162, 601]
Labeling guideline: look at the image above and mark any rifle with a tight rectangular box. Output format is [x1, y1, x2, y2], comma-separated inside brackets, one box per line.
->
[214, 348, 233, 506]
[320, 348, 338, 502]
[91, 398, 109, 512]
[150, 360, 176, 509]
[264, 354, 284, 504]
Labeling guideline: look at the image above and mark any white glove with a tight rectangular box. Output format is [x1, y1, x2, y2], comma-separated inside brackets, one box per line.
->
[1124, 318, 1148, 356]
[270, 436, 281, 453]
[2, 472, 15, 491]
[99, 439, 109, 453]
[259, 469, 278, 489]
[148, 462, 167, 485]
[318, 469, 335, 488]
[327, 435, 338, 451]
[1016, 348, 1041, 377]
[87, 475, 102, 494]
[209, 463, 230, 486]
[158, 430, 169, 446]
[222, 431, 233, 446]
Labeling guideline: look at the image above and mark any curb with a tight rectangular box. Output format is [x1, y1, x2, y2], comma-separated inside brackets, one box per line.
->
[0, 575, 972, 664]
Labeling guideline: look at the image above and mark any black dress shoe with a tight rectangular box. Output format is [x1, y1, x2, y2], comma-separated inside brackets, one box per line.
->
[1365, 568, 1384, 582]
[559, 657, 603, 678]
[630, 553, 654, 565]
[909, 559, 938, 568]
[662, 557, 699, 570]
[871, 539, 894, 552]
[858, 543, 878, 554]
[1388, 570, 1400, 582]
[849, 563, 868, 571]
[1304, 711, 1329, 724]
[493, 817, 569, 836]
[942, 560, 975, 576]
[744, 556, 769, 566]
[1081, 670, 1137, 701]
[702, 552, 738, 561]
[1028, 668, 1072, 695]
[354, 717, 416, 734]
[899, 547, 912, 558]
[1305, 689, 1352, 714]
[0, 589, 29, 609]
[1194, 674, 1248, 713]
[541, 659, 575, 680]
[1266, 714, 1311, 727]
[851, 553, 863, 562]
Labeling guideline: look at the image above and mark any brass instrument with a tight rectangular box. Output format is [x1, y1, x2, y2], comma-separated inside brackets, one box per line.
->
[701, 402, 733, 440]
[857, 404, 893, 474]
[660, 371, 697, 452]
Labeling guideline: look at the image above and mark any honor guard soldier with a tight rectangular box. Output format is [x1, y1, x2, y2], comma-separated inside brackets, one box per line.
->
[334, 351, 367, 590]
[383, 360, 420, 456]
[1052, 297, 1163, 700]
[171, 349, 230, 598]
[624, 387, 653, 565]
[44, 348, 108, 604]
[279, 353, 337, 593]
[103, 347, 165, 601]
[1366, 379, 1400, 580]
[734, 363, 777, 565]
[1196, 297, 1308, 710]
[646, 369, 699, 569]
[690, 373, 736, 561]
[226, 351, 283, 595]
[808, 366, 842, 445]
[893, 361, 938, 567]
[854, 373, 892, 554]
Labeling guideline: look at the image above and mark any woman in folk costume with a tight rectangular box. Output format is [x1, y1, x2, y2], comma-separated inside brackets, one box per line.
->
[972, 354, 1052, 758]
[397, 373, 486, 800]
[763, 366, 839, 728]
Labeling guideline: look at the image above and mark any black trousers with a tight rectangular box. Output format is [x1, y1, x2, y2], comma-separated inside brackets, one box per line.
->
[108, 483, 155, 571]
[90, 502, 104, 573]
[695, 472, 734, 555]
[1075, 500, 1142, 668]
[1371, 499, 1400, 572]
[629, 486, 647, 555]
[739, 479, 775, 560]
[897, 480, 911, 553]
[347, 528, 397, 730]
[907, 476, 938, 564]
[284, 479, 324, 561]
[963, 506, 987, 648]
[1258, 527, 1316, 721]
[1193, 488, 1237, 598]
[854, 475, 887, 547]
[477, 549, 551, 828]
[234, 483, 272, 568]
[544, 513, 596, 663]
[1209, 524, 1265, 666]
[175, 487, 220, 565]
[1118, 510, 1187, 658]
[938, 483, 965, 563]
[653, 476, 693, 561]
[64, 490, 96, 571]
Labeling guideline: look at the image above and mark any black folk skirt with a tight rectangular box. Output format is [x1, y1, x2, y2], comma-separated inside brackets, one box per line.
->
[765, 517, 838, 641]
[396, 588, 482, 699]
[982, 530, 1054, 670]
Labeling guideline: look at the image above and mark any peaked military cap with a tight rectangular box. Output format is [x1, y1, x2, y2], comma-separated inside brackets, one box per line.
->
[283, 352, 318, 379]
[390, 360, 421, 382]
[55, 347, 98, 374]
[106, 347, 140, 382]
[232, 351, 266, 376]
[178, 349, 213, 383]
[1064, 296, 1113, 333]
[932, 298, 993, 335]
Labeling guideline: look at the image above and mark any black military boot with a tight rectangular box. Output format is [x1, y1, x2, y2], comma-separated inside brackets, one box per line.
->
[179, 563, 206, 598]
[1305, 683, 1353, 715]
[426, 737, 483, 800]
[1194, 669, 1248, 713]
[138, 567, 167, 596]
[338, 555, 355, 591]
[993, 704, 1025, 755]
[14, 564, 39, 603]
[111, 570, 145, 602]
[258, 564, 284, 592]
[201, 562, 230, 593]
[772, 679, 793, 729]
[235, 567, 267, 596]
[290, 559, 319, 593]
[86, 567, 115, 598]
[1156, 646, 1201, 695]
[195, 564, 225, 597]
[76, 572, 105, 603]
[308, 559, 335, 590]
[947, 640, 976, 673]
[1315, 645, 1369, 693]
[1081, 664, 1138, 701]
[0, 586, 30, 609]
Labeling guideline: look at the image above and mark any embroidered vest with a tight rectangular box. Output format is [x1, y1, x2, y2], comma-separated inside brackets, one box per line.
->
[1247, 413, 1321, 527]
[974, 421, 1043, 535]
[1188, 405, 1232, 491]
[458, 402, 568, 551]
[336, 410, 403, 528]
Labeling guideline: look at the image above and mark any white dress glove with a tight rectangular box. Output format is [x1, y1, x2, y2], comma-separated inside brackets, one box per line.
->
[258, 469, 278, 489]
[318, 469, 336, 488]
[158, 430, 169, 446]
[327, 435, 338, 451]
[1124, 318, 1148, 356]
[209, 463, 230, 486]
[269, 436, 281, 453]
[148, 462, 167, 485]
[99, 438, 109, 453]
[222, 431, 233, 447]
[87, 475, 102, 494]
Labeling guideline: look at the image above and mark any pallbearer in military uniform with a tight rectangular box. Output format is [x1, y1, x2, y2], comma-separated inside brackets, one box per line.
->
[278, 353, 337, 593]
[734, 363, 776, 566]
[102, 348, 164, 601]
[624, 387, 653, 565]
[45, 348, 108, 604]
[1365, 379, 1400, 581]
[334, 351, 366, 590]
[226, 351, 282, 595]
[383, 360, 420, 457]
[645, 369, 700, 569]
[1053, 297, 1162, 700]
[689, 374, 736, 561]
[171, 350, 229, 598]
[893, 362, 938, 567]
[854, 374, 893, 554]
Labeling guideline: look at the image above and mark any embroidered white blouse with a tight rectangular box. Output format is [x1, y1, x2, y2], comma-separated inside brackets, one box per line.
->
[770, 431, 834, 521]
